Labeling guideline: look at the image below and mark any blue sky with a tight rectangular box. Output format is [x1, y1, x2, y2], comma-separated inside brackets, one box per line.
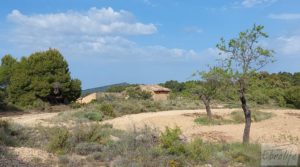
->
[0, 0, 300, 89]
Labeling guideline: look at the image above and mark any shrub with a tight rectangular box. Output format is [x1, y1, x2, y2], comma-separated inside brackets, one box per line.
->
[285, 86, 300, 109]
[160, 127, 186, 155]
[126, 87, 152, 100]
[194, 116, 231, 125]
[74, 142, 103, 155]
[0, 119, 13, 146]
[73, 111, 103, 121]
[47, 127, 70, 154]
[186, 139, 213, 162]
[248, 90, 270, 105]
[225, 143, 261, 166]
[83, 111, 103, 121]
[0, 119, 24, 146]
[100, 104, 116, 117]
[70, 102, 82, 109]
[71, 123, 116, 145]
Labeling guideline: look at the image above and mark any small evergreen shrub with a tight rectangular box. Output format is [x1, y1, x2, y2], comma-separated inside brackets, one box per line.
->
[100, 104, 116, 117]
[160, 127, 186, 155]
[47, 128, 70, 154]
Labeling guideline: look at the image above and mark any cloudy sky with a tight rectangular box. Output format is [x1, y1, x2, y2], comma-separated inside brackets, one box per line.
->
[0, 0, 300, 89]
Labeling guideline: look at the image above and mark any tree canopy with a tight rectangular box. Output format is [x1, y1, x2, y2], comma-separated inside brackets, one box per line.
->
[1, 49, 81, 108]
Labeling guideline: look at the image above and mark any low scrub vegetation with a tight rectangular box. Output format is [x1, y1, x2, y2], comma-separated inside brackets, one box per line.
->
[52, 97, 203, 123]
[0, 120, 261, 167]
[195, 110, 274, 125]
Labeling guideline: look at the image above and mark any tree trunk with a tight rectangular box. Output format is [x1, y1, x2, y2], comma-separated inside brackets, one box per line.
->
[201, 95, 212, 119]
[239, 79, 251, 144]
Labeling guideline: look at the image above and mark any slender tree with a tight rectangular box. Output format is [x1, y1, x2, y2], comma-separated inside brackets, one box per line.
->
[216, 24, 274, 143]
[193, 67, 228, 119]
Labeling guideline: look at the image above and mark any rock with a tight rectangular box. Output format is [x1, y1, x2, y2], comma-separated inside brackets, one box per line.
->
[179, 135, 188, 142]
[110, 135, 120, 142]
[135, 134, 145, 141]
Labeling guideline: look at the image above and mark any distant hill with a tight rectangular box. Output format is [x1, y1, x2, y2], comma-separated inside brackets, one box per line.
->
[82, 82, 130, 96]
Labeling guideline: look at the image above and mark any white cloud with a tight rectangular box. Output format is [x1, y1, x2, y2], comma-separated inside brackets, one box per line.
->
[276, 35, 300, 56]
[268, 13, 300, 20]
[8, 7, 157, 35]
[241, 0, 278, 8]
[6, 7, 201, 62]
[184, 26, 203, 34]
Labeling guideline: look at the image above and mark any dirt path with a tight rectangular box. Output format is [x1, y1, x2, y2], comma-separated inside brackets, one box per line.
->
[103, 108, 300, 151]
[2, 108, 300, 151]
[1, 112, 59, 127]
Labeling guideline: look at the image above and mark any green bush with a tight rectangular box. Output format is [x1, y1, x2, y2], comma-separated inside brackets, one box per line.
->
[70, 102, 82, 109]
[47, 127, 70, 154]
[248, 90, 270, 105]
[225, 143, 261, 166]
[83, 111, 103, 121]
[194, 116, 231, 125]
[285, 86, 300, 109]
[73, 110, 103, 121]
[160, 127, 186, 155]
[0, 119, 25, 146]
[0, 119, 14, 146]
[186, 139, 214, 162]
[126, 87, 152, 100]
[72, 123, 116, 145]
[100, 104, 116, 117]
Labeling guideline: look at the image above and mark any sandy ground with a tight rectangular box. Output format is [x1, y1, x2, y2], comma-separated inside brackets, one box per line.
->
[2, 108, 300, 151]
[103, 109, 300, 145]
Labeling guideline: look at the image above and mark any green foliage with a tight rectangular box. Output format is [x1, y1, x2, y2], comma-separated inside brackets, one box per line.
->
[194, 116, 231, 125]
[0, 89, 5, 109]
[160, 127, 186, 155]
[0, 55, 17, 87]
[44, 123, 117, 156]
[217, 24, 274, 75]
[186, 139, 214, 162]
[47, 127, 70, 154]
[125, 86, 152, 100]
[0, 119, 29, 146]
[104, 126, 261, 167]
[162, 80, 184, 92]
[195, 67, 229, 99]
[293, 72, 300, 86]
[225, 143, 261, 166]
[0, 55, 18, 108]
[100, 103, 116, 117]
[285, 86, 300, 109]
[106, 85, 134, 93]
[6, 49, 81, 108]
[0, 119, 13, 145]
[73, 110, 103, 121]
[195, 110, 274, 125]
